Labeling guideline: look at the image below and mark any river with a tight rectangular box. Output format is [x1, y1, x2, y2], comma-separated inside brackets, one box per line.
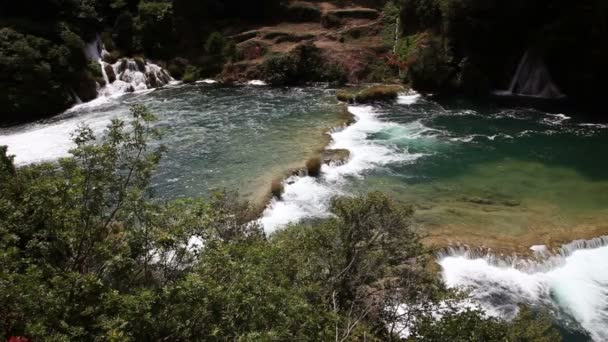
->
[1, 83, 607, 340]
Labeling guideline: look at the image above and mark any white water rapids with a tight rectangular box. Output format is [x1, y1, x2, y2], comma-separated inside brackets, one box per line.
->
[260, 92, 608, 341]
[260, 98, 432, 231]
[1, 83, 606, 340]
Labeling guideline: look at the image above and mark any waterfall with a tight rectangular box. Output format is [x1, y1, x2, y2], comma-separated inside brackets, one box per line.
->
[438, 236, 608, 341]
[496, 50, 565, 99]
[84, 36, 174, 99]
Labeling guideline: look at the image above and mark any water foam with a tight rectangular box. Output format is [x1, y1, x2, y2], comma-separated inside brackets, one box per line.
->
[247, 80, 267, 86]
[0, 114, 117, 165]
[439, 239, 608, 341]
[261, 103, 428, 233]
[397, 90, 421, 105]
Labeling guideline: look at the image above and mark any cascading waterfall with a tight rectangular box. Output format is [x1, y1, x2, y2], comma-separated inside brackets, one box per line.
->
[84, 36, 173, 98]
[438, 236, 608, 341]
[496, 49, 565, 99]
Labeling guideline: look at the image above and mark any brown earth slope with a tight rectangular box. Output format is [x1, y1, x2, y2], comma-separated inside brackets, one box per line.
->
[219, 1, 397, 83]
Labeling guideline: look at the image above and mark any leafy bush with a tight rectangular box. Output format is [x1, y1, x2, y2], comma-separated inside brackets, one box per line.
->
[87, 61, 105, 86]
[285, 2, 322, 22]
[113, 11, 135, 53]
[0, 28, 79, 123]
[167, 57, 189, 79]
[181, 65, 200, 83]
[204, 31, 226, 56]
[263, 42, 347, 85]
[137, 0, 175, 58]
[0, 105, 562, 340]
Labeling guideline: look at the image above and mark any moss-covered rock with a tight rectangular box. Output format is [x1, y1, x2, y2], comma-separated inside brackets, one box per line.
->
[133, 56, 146, 72]
[104, 64, 116, 83]
[337, 85, 405, 103]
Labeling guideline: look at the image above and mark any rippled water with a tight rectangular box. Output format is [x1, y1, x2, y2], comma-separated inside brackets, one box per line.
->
[0, 83, 342, 201]
[259, 91, 608, 341]
[2, 85, 607, 340]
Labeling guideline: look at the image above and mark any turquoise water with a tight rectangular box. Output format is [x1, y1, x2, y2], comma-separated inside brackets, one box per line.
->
[2, 85, 608, 340]
[0, 84, 343, 201]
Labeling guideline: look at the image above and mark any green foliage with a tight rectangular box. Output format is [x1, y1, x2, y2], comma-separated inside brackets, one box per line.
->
[285, 2, 322, 22]
[204, 32, 226, 56]
[113, 11, 135, 53]
[407, 305, 561, 341]
[181, 65, 200, 83]
[0, 28, 79, 123]
[405, 33, 454, 91]
[0, 106, 563, 340]
[263, 42, 346, 86]
[137, 1, 175, 58]
[337, 85, 404, 103]
[87, 61, 105, 86]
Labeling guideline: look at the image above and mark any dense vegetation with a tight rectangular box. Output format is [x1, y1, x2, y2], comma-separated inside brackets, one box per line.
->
[0, 105, 562, 340]
[387, 0, 608, 106]
[0, 0, 284, 124]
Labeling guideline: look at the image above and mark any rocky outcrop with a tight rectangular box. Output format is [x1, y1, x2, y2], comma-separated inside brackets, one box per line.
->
[337, 85, 405, 103]
[84, 36, 173, 98]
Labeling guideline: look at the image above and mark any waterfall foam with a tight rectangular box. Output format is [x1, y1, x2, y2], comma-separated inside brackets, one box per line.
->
[85, 36, 173, 99]
[261, 101, 430, 233]
[438, 236, 608, 341]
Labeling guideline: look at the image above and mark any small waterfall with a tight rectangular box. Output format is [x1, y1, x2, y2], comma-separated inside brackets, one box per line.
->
[84, 36, 173, 99]
[436, 235, 608, 270]
[438, 236, 608, 341]
[496, 50, 565, 99]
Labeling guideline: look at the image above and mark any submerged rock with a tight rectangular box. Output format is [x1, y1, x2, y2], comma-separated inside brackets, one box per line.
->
[337, 85, 405, 103]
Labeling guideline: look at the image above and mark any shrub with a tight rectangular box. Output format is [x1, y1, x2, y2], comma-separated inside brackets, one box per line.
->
[356, 85, 403, 102]
[305, 157, 322, 177]
[113, 11, 134, 54]
[285, 2, 322, 22]
[270, 179, 285, 199]
[205, 32, 226, 56]
[182, 65, 200, 83]
[406, 34, 455, 91]
[87, 61, 105, 85]
[337, 85, 404, 103]
[262, 42, 346, 85]
[168, 57, 189, 79]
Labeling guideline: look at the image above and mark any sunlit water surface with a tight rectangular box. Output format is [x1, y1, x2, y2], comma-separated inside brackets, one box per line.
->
[2, 85, 608, 341]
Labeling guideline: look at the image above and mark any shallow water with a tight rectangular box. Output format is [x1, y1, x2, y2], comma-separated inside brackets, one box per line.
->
[258, 91, 608, 340]
[2, 85, 607, 340]
[0, 83, 342, 201]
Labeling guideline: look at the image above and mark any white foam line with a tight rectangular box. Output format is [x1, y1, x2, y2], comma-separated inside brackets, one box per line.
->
[439, 242, 608, 341]
[261, 102, 427, 233]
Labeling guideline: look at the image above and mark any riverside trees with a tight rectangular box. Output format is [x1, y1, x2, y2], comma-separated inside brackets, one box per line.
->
[0, 105, 560, 341]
